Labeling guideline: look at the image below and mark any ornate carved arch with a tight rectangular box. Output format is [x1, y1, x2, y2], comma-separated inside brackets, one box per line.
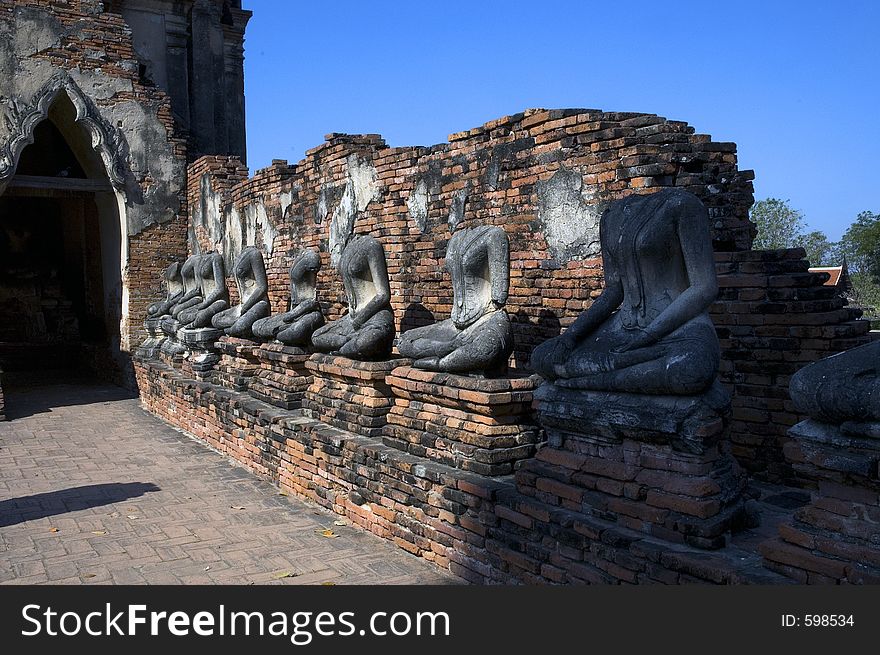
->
[0, 72, 132, 198]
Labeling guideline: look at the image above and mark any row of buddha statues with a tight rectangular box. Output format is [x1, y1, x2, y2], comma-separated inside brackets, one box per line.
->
[145, 188, 823, 402]
[145, 224, 517, 376]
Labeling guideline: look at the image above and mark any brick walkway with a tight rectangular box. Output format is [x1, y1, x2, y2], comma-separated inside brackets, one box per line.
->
[0, 373, 457, 585]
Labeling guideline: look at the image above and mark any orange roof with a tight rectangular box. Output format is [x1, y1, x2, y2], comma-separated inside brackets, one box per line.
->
[809, 266, 843, 287]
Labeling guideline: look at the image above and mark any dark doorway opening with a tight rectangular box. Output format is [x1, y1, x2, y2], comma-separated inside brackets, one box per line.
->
[0, 92, 124, 386]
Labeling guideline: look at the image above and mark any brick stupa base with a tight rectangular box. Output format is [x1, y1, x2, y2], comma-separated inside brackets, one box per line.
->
[524, 381, 747, 549]
[384, 366, 542, 476]
[304, 354, 410, 438]
[214, 336, 261, 391]
[248, 343, 312, 410]
[760, 419, 880, 584]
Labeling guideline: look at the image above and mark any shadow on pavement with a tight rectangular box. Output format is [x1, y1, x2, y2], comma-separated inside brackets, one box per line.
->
[0, 482, 160, 527]
[2, 369, 137, 420]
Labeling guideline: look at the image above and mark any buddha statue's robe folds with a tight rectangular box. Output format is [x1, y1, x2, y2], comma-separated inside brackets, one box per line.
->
[530, 189, 720, 395]
[211, 246, 270, 338]
[252, 248, 324, 347]
[311, 235, 394, 360]
[398, 225, 512, 375]
[178, 251, 229, 329]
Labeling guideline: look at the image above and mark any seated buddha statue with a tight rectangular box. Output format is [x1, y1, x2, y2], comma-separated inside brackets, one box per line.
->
[211, 246, 270, 338]
[530, 188, 720, 395]
[147, 261, 184, 318]
[398, 224, 512, 375]
[789, 341, 880, 427]
[178, 251, 229, 329]
[252, 248, 325, 347]
[311, 234, 395, 360]
[160, 254, 201, 337]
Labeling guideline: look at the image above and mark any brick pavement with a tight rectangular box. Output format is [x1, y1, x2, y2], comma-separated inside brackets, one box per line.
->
[0, 373, 458, 585]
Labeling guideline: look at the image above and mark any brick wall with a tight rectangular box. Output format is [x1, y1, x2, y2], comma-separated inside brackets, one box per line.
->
[135, 358, 782, 584]
[713, 249, 872, 481]
[186, 109, 756, 371]
[185, 111, 869, 480]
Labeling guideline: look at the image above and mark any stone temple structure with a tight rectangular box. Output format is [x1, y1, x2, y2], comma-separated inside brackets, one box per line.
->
[1, 0, 877, 585]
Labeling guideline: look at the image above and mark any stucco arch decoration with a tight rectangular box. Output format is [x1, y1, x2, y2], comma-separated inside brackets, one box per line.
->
[0, 72, 133, 198]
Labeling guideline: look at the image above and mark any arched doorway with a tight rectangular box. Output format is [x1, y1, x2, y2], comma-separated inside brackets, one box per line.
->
[0, 90, 125, 381]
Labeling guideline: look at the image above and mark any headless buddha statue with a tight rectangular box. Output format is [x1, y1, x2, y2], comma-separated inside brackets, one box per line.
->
[530, 188, 720, 395]
[252, 248, 325, 346]
[160, 254, 201, 337]
[147, 262, 184, 318]
[311, 234, 395, 360]
[211, 246, 270, 338]
[398, 225, 512, 375]
[178, 251, 229, 329]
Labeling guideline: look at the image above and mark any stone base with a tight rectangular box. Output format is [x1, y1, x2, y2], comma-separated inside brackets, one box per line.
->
[384, 366, 542, 476]
[304, 354, 409, 438]
[0, 367, 5, 421]
[760, 419, 880, 584]
[135, 317, 167, 359]
[521, 382, 747, 549]
[177, 327, 224, 381]
[214, 336, 261, 391]
[248, 343, 312, 410]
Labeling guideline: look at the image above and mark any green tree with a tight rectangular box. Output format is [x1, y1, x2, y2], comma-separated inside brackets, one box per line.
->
[836, 211, 880, 279]
[800, 230, 834, 267]
[751, 198, 835, 266]
[751, 198, 806, 250]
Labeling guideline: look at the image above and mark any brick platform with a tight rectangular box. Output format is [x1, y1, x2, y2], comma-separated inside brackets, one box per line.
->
[248, 343, 313, 410]
[384, 366, 542, 476]
[214, 336, 262, 392]
[525, 383, 748, 549]
[0, 367, 5, 421]
[760, 420, 880, 584]
[304, 355, 409, 438]
[134, 357, 791, 584]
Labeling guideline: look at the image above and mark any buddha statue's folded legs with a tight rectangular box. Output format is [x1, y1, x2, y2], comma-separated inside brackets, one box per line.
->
[550, 315, 720, 395]
[399, 311, 512, 375]
[790, 340, 880, 425]
[311, 309, 395, 360]
[212, 300, 270, 338]
[253, 310, 324, 346]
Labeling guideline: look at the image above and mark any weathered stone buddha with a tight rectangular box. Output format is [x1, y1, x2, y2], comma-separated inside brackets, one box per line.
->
[311, 234, 394, 360]
[147, 261, 184, 318]
[159, 254, 201, 337]
[178, 251, 229, 329]
[252, 248, 325, 346]
[211, 246, 270, 338]
[790, 342, 880, 430]
[398, 225, 512, 375]
[530, 188, 720, 395]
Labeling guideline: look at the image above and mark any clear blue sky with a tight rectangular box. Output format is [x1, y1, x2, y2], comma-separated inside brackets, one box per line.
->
[241, 0, 878, 241]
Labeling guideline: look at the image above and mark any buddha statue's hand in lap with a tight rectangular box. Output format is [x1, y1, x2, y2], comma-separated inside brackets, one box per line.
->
[310, 235, 395, 360]
[211, 246, 270, 338]
[252, 248, 325, 346]
[530, 189, 720, 396]
[398, 225, 513, 376]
